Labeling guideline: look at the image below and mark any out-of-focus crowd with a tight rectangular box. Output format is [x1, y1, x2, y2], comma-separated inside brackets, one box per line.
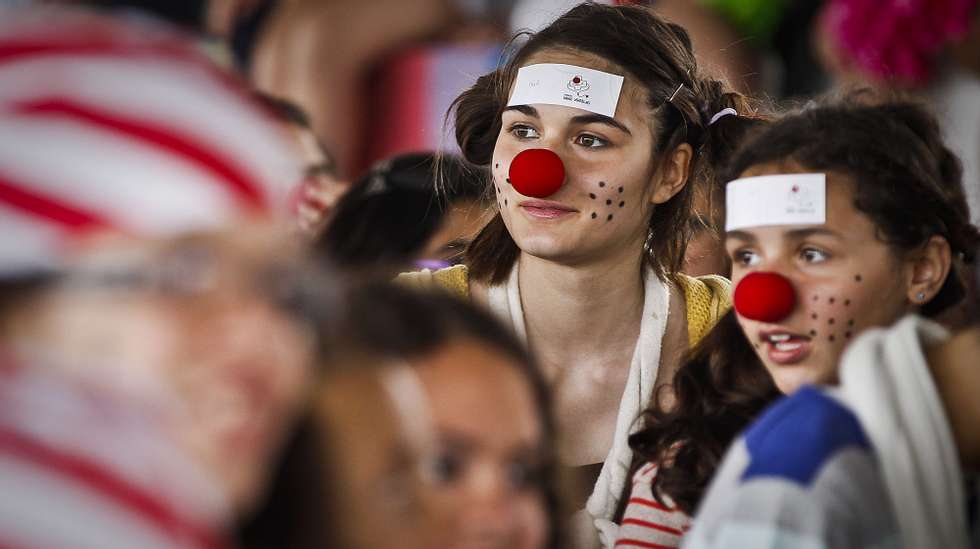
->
[0, 2, 978, 549]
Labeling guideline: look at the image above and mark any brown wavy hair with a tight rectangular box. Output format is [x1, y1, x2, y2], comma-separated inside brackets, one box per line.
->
[450, 2, 764, 283]
[625, 91, 980, 516]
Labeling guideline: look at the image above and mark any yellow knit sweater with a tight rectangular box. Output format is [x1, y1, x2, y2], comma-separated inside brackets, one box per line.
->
[397, 265, 731, 347]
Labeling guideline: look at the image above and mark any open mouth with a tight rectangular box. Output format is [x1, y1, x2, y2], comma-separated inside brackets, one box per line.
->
[759, 331, 812, 365]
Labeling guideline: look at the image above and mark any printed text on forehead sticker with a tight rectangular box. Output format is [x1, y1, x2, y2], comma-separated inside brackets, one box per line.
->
[725, 174, 826, 231]
[507, 63, 624, 118]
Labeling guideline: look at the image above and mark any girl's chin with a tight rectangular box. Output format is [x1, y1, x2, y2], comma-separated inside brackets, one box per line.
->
[769, 364, 835, 395]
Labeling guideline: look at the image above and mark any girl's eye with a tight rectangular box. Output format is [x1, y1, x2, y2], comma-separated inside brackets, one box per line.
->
[509, 124, 540, 140]
[800, 247, 829, 263]
[506, 460, 543, 491]
[732, 249, 760, 267]
[574, 134, 608, 148]
[430, 452, 463, 485]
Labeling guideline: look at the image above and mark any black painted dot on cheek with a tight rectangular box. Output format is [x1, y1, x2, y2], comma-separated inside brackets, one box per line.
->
[607, 214, 613, 221]
[809, 330, 817, 336]
[829, 297, 835, 304]
[606, 199, 612, 205]
[811, 313, 818, 320]
[618, 186, 624, 193]
[812, 295, 818, 302]
[591, 212, 597, 219]
[855, 274, 863, 282]
[845, 331, 852, 339]
[828, 318, 835, 325]
[619, 201, 625, 208]
[829, 335, 836, 342]
[589, 193, 596, 199]
[844, 299, 851, 306]
[495, 163, 499, 169]
[599, 181, 606, 188]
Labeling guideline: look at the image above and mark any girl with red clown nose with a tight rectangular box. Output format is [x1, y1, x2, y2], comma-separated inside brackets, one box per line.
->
[621, 92, 979, 549]
[398, 4, 767, 547]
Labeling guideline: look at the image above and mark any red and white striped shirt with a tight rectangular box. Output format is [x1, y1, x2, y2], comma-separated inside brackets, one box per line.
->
[0, 5, 304, 276]
[0, 367, 231, 549]
[614, 462, 691, 549]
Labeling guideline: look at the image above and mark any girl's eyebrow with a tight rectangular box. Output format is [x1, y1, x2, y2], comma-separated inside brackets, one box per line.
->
[784, 227, 843, 240]
[570, 113, 632, 136]
[503, 105, 538, 117]
[504, 105, 632, 136]
[726, 227, 843, 242]
[726, 229, 756, 243]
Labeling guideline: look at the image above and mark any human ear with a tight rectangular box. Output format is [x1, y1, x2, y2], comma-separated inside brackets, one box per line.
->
[650, 143, 692, 205]
[906, 235, 953, 305]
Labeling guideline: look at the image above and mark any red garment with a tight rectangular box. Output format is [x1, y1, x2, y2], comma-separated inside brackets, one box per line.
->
[0, 368, 231, 549]
[615, 463, 691, 549]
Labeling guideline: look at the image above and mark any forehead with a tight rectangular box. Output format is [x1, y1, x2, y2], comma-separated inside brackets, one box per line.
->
[517, 48, 651, 120]
[729, 161, 875, 240]
[414, 339, 542, 445]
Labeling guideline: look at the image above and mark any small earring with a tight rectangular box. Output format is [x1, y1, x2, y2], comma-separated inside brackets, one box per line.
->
[916, 292, 926, 301]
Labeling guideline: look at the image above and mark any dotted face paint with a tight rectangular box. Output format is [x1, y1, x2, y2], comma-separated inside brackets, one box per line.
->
[732, 265, 890, 394]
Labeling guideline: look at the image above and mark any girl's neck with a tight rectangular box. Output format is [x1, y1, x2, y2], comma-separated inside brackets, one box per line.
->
[517, 248, 648, 361]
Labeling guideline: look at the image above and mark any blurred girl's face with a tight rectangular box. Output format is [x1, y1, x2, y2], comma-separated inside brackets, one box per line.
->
[27, 227, 318, 514]
[318, 367, 447, 549]
[491, 48, 675, 266]
[414, 339, 550, 549]
[726, 163, 921, 394]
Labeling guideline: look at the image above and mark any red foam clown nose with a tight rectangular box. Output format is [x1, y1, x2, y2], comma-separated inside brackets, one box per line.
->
[508, 149, 565, 198]
[733, 272, 797, 323]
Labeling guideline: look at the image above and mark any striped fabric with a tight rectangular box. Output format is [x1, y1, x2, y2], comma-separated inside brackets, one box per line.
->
[615, 463, 691, 549]
[0, 5, 303, 275]
[0, 367, 231, 549]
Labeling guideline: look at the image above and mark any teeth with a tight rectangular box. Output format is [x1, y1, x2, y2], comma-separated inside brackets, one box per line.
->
[775, 342, 803, 352]
[769, 334, 791, 343]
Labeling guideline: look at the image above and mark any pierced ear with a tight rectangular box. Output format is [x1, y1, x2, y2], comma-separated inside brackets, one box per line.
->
[907, 235, 953, 305]
[651, 143, 692, 205]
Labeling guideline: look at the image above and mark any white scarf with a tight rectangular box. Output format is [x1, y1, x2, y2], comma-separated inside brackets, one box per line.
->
[487, 260, 671, 548]
[838, 315, 969, 549]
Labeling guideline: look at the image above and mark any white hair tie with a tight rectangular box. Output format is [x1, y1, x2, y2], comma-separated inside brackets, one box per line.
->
[708, 107, 738, 126]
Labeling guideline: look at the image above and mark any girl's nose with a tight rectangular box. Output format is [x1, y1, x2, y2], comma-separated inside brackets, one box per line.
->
[508, 148, 565, 198]
[734, 271, 798, 323]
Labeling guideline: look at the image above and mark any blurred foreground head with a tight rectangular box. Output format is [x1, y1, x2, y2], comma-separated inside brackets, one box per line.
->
[312, 283, 562, 549]
[0, 3, 302, 278]
[0, 2, 319, 529]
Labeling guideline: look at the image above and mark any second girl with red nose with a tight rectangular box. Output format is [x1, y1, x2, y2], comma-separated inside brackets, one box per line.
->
[618, 93, 980, 549]
[399, 3, 764, 548]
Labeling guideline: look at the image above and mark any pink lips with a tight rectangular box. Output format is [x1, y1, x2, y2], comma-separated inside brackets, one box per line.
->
[519, 199, 577, 219]
[758, 329, 812, 366]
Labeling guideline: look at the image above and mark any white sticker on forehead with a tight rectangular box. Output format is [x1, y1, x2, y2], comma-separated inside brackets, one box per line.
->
[507, 63, 624, 118]
[726, 173, 826, 231]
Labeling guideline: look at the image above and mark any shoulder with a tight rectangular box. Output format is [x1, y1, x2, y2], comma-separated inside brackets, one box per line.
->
[674, 273, 732, 347]
[686, 388, 898, 548]
[741, 387, 871, 486]
[395, 264, 470, 299]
